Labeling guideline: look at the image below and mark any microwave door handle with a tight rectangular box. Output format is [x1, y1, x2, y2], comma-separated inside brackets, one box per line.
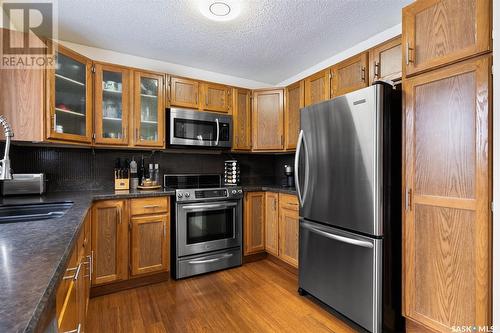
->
[215, 118, 220, 146]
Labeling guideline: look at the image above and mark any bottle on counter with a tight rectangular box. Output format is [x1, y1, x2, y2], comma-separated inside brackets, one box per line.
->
[139, 156, 146, 186]
[130, 158, 138, 190]
[149, 163, 154, 184]
[154, 163, 160, 186]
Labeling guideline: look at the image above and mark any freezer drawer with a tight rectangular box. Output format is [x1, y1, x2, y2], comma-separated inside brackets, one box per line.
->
[299, 219, 382, 333]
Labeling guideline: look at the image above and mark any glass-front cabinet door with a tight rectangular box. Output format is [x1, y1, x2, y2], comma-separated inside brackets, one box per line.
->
[133, 71, 165, 148]
[47, 46, 92, 143]
[94, 63, 130, 145]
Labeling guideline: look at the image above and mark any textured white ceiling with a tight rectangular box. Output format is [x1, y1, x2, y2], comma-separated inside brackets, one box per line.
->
[57, 0, 413, 85]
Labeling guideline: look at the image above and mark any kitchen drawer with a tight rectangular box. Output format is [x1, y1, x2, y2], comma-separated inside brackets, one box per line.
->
[176, 248, 242, 279]
[130, 197, 169, 216]
[56, 244, 78, 320]
[279, 193, 299, 211]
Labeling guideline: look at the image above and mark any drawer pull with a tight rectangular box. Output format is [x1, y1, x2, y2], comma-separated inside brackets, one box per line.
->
[143, 205, 160, 209]
[63, 263, 82, 281]
[63, 323, 81, 333]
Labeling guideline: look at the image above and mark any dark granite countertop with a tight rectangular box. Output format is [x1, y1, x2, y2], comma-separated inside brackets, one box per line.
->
[0, 189, 174, 333]
[0, 186, 294, 332]
[241, 185, 297, 195]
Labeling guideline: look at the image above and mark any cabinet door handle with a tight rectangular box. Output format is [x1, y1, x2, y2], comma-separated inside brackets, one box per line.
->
[361, 67, 366, 81]
[405, 42, 414, 65]
[405, 188, 412, 211]
[116, 207, 122, 224]
[373, 61, 380, 79]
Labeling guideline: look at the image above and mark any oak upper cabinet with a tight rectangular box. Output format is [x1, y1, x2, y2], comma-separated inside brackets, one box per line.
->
[47, 45, 93, 143]
[278, 194, 299, 268]
[232, 88, 252, 150]
[130, 214, 169, 276]
[201, 82, 231, 113]
[169, 76, 200, 109]
[265, 192, 279, 256]
[94, 63, 131, 146]
[0, 28, 45, 142]
[369, 37, 402, 84]
[91, 200, 128, 286]
[244, 192, 266, 255]
[133, 71, 165, 148]
[252, 89, 284, 151]
[304, 69, 330, 106]
[284, 81, 304, 150]
[403, 55, 491, 332]
[402, 0, 492, 77]
[331, 52, 369, 97]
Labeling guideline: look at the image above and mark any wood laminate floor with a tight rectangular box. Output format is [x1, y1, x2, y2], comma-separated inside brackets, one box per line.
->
[87, 259, 357, 333]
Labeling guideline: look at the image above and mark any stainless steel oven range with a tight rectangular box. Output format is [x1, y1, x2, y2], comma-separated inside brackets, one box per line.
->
[166, 174, 243, 279]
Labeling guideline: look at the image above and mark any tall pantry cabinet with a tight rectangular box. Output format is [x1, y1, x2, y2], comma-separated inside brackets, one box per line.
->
[401, 0, 492, 332]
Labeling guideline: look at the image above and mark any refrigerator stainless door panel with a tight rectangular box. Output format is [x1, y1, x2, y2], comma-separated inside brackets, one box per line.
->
[299, 219, 382, 333]
[298, 85, 384, 236]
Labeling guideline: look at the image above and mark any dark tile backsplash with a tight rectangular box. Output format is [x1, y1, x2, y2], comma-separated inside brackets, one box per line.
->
[8, 144, 291, 192]
[274, 154, 295, 187]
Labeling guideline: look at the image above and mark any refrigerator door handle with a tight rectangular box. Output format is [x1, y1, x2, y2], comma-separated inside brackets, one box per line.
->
[301, 220, 374, 249]
[295, 130, 310, 207]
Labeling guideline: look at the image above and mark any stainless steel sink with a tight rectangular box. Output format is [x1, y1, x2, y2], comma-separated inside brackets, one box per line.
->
[0, 202, 73, 223]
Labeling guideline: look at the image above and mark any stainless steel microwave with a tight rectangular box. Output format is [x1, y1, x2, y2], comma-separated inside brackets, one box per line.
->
[168, 108, 232, 148]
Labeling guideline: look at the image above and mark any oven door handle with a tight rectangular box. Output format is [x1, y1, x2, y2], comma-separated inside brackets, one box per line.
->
[182, 202, 237, 211]
[188, 253, 233, 265]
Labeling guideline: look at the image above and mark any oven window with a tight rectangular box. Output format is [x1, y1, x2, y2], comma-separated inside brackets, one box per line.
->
[186, 208, 234, 244]
[174, 119, 217, 141]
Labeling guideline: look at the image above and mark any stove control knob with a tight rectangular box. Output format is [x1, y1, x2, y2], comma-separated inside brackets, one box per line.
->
[177, 193, 183, 199]
[238, 189, 243, 194]
[184, 192, 190, 198]
[231, 190, 237, 194]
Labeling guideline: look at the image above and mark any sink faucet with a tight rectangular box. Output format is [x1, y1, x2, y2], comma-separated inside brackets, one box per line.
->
[0, 115, 13, 180]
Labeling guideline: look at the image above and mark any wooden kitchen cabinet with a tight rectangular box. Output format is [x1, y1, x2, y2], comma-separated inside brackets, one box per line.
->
[284, 81, 304, 150]
[402, 0, 492, 77]
[252, 89, 284, 151]
[169, 76, 200, 109]
[201, 82, 230, 113]
[91, 200, 128, 286]
[0, 28, 45, 142]
[130, 214, 170, 276]
[369, 36, 402, 84]
[47, 45, 94, 143]
[304, 69, 330, 106]
[133, 71, 165, 148]
[244, 192, 266, 255]
[278, 194, 299, 268]
[57, 213, 91, 333]
[265, 192, 279, 256]
[232, 88, 252, 150]
[331, 52, 369, 97]
[403, 55, 491, 332]
[94, 62, 132, 146]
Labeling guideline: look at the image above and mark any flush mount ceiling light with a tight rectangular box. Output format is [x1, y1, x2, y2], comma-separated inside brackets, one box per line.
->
[199, 0, 241, 21]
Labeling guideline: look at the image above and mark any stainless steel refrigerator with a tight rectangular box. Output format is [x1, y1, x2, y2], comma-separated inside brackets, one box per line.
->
[295, 82, 404, 333]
